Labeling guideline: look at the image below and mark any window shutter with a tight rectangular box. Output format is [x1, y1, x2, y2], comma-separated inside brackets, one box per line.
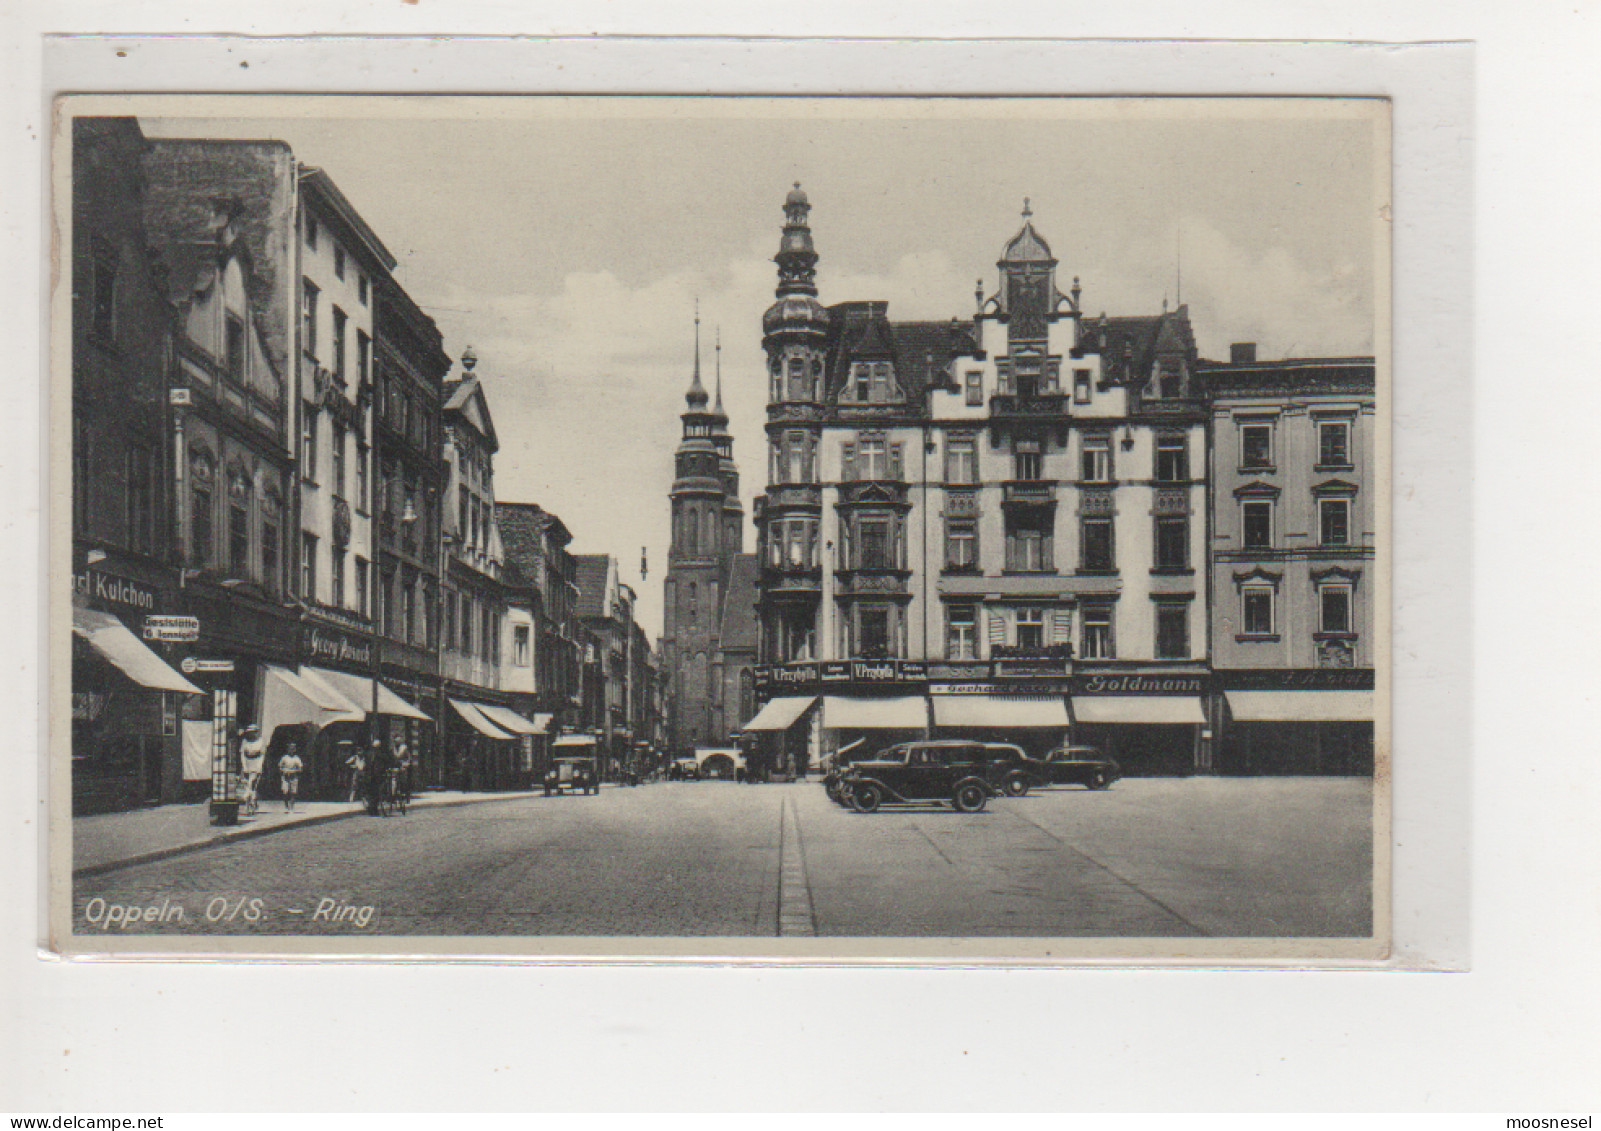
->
[1051, 608, 1072, 645]
[889, 443, 904, 481]
[841, 441, 857, 481]
[988, 610, 1008, 645]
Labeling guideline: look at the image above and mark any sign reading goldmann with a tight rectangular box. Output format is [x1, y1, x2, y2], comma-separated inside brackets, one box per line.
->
[54, 93, 1388, 963]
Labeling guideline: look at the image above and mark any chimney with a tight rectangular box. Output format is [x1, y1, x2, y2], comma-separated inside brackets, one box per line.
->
[1230, 342, 1257, 364]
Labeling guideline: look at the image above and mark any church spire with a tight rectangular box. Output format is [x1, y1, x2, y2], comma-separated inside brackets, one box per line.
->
[775, 182, 819, 298]
[712, 326, 726, 419]
[685, 302, 708, 409]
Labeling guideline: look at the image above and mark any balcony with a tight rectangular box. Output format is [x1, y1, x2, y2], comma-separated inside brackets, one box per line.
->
[990, 643, 1074, 661]
[1002, 480, 1057, 508]
[990, 392, 1069, 420]
[833, 567, 911, 598]
[765, 483, 823, 511]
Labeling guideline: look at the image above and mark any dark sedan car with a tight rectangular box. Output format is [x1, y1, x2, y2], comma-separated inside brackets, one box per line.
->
[1032, 745, 1120, 790]
[838, 741, 999, 814]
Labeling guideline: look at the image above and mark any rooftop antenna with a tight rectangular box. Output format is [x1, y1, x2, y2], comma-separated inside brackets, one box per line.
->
[1176, 218, 1183, 306]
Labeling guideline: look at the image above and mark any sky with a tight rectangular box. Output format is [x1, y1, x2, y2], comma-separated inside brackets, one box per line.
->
[141, 97, 1383, 640]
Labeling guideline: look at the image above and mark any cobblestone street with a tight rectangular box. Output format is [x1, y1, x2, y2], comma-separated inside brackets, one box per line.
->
[72, 777, 1373, 939]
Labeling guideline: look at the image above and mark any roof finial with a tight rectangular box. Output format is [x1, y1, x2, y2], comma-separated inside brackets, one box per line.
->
[714, 326, 725, 413]
[686, 302, 707, 405]
[1022, 197, 1032, 219]
[461, 345, 477, 372]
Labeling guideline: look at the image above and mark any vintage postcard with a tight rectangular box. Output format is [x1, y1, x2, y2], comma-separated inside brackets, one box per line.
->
[51, 94, 1390, 961]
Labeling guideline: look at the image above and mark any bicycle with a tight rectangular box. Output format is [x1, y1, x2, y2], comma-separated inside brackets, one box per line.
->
[377, 768, 406, 817]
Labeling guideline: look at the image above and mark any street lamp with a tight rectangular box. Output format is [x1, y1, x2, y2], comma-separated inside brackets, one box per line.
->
[370, 494, 418, 759]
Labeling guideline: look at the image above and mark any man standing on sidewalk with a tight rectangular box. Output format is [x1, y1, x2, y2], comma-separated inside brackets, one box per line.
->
[239, 725, 267, 814]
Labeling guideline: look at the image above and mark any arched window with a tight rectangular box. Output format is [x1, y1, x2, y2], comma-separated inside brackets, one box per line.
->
[787, 355, 809, 401]
[739, 669, 755, 724]
[188, 446, 215, 567]
[227, 462, 251, 577]
[261, 483, 282, 594]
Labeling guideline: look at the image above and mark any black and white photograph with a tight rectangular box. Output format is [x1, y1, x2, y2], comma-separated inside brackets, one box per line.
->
[55, 94, 1388, 959]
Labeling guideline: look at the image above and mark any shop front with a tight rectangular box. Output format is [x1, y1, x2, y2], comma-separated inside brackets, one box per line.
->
[1070, 670, 1210, 776]
[927, 689, 1070, 758]
[447, 697, 524, 790]
[177, 583, 305, 813]
[71, 604, 202, 814]
[1215, 669, 1376, 775]
[297, 616, 433, 799]
[738, 695, 818, 778]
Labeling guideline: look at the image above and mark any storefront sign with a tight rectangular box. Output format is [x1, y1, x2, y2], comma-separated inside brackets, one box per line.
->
[1221, 668, 1375, 691]
[180, 658, 236, 674]
[764, 663, 818, 686]
[74, 569, 158, 612]
[850, 660, 900, 683]
[143, 615, 201, 642]
[1076, 673, 1206, 695]
[930, 682, 1064, 696]
[820, 662, 853, 682]
[304, 626, 374, 667]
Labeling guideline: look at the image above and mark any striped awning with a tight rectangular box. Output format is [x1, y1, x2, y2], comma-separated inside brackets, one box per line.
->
[931, 694, 1069, 728]
[741, 696, 817, 732]
[1072, 696, 1206, 725]
[822, 695, 929, 730]
[1226, 691, 1374, 722]
[477, 704, 546, 735]
[72, 607, 202, 695]
[301, 666, 431, 722]
[449, 699, 515, 739]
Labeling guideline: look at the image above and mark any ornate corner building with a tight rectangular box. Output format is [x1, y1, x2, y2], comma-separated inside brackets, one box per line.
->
[745, 186, 1375, 777]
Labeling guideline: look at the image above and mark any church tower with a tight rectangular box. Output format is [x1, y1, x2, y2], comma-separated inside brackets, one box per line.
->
[665, 312, 742, 752]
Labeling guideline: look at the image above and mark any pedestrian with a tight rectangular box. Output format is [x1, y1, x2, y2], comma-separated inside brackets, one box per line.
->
[277, 742, 304, 812]
[394, 738, 414, 805]
[342, 743, 366, 804]
[238, 724, 267, 815]
[364, 739, 387, 814]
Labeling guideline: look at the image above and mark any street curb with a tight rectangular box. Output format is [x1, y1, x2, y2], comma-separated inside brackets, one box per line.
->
[72, 791, 544, 880]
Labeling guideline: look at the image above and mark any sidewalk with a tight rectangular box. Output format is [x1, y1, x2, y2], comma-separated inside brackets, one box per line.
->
[73, 789, 543, 877]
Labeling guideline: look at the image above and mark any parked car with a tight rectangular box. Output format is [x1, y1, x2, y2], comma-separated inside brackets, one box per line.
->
[544, 756, 599, 796]
[838, 741, 999, 814]
[667, 757, 701, 781]
[971, 742, 1042, 797]
[1033, 745, 1120, 790]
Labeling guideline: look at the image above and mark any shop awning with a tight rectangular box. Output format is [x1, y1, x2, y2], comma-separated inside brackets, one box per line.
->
[931, 694, 1069, 728]
[1225, 690, 1374, 722]
[260, 663, 364, 737]
[477, 704, 547, 735]
[1072, 696, 1207, 725]
[822, 695, 929, 730]
[741, 696, 817, 732]
[552, 734, 598, 748]
[449, 698, 515, 739]
[72, 607, 202, 695]
[301, 666, 431, 721]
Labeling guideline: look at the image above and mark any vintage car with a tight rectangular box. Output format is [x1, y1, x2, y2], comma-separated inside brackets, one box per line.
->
[838, 741, 999, 814]
[970, 742, 1042, 797]
[543, 756, 599, 796]
[667, 757, 701, 781]
[1032, 745, 1121, 790]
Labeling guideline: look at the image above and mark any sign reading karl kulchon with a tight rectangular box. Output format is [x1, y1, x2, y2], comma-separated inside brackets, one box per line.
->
[53, 94, 1389, 961]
